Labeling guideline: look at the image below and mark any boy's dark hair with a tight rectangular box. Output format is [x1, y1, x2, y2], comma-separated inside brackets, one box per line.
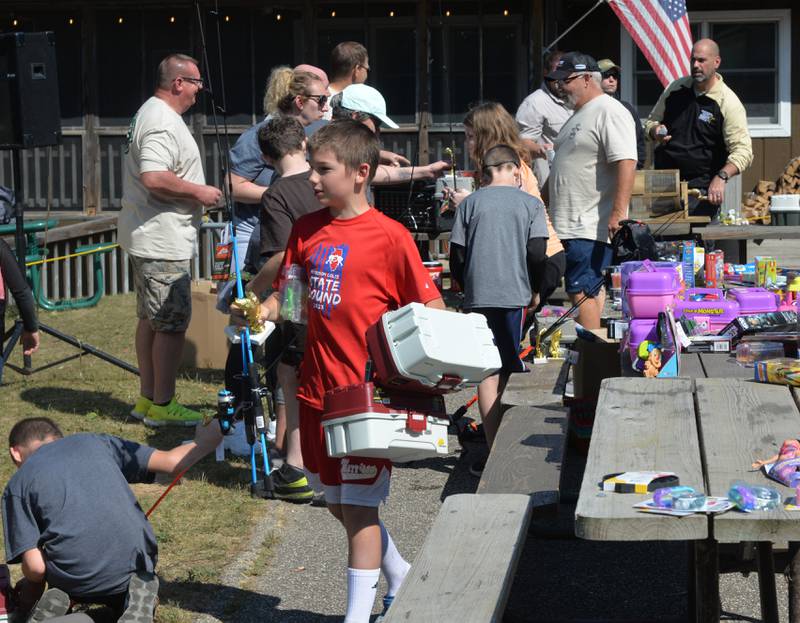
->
[329, 41, 368, 81]
[482, 144, 521, 173]
[258, 115, 306, 162]
[308, 119, 380, 184]
[9, 417, 63, 447]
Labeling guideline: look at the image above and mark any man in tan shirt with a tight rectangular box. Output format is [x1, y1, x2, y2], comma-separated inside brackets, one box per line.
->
[645, 39, 752, 216]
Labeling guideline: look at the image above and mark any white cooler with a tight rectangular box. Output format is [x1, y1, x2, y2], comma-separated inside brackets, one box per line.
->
[366, 302, 501, 393]
[322, 304, 502, 462]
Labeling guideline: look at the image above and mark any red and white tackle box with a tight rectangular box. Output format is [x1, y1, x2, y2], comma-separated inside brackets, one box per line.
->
[322, 303, 502, 462]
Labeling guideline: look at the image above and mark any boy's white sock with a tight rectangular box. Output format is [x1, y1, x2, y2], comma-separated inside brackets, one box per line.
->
[380, 521, 411, 597]
[344, 567, 380, 623]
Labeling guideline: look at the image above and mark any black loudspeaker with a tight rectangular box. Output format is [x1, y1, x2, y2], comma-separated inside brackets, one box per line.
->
[0, 32, 61, 149]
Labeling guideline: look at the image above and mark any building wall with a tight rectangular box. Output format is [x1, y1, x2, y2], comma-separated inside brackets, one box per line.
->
[557, 0, 798, 195]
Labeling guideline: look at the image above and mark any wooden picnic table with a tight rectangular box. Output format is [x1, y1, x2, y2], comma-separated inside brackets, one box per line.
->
[576, 365, 800, 623]
[700, 225, 800, 263]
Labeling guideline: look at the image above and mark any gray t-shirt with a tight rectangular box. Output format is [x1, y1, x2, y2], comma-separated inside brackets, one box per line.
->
[2, 434, 157, 598]
[550, 94, 637, 243]
[450, 185, 549, 309]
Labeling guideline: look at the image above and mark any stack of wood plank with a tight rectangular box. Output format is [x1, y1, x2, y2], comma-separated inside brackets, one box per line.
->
[742, 156, 800, 223]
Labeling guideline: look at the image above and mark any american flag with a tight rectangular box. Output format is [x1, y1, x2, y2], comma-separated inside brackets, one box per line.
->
[608, 0, 692, 87]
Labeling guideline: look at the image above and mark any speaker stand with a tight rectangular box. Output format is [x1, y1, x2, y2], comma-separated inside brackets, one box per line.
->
[0, 147, 139, 383]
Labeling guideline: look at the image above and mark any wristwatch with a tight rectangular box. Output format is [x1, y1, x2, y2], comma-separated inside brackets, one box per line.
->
[716, 170, 730, 182]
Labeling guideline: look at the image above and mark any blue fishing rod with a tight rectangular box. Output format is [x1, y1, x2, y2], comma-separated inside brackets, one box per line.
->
[196, 0, 274, 498]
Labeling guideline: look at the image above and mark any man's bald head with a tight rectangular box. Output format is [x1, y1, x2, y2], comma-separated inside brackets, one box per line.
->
[690, 38, 720, 87]
[156, 53, 200, 90]
[693, 39, 720, 59]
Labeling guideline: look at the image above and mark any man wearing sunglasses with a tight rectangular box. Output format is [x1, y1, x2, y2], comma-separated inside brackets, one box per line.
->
[119, 53, 222, 427]
[545, 52, 637, 330]
[515, 49, 573, 188]
[324, 41, 371, 121]
[598, 59, 644, 169]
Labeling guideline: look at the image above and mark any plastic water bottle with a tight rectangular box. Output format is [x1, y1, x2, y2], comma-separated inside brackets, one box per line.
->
[280, 264, 308, 324]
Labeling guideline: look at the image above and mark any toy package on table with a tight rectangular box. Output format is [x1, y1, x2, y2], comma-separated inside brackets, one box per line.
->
[754, 358, 800, 387]
[718, 310, 798, 342]
[704, 251, 724, 288]
[756, 256, 778, 288]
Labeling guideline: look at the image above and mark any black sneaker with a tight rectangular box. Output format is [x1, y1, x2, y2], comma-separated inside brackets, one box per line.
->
[26, 588, 70, 623]
[469, 458, 486, 478]
[272, 463, 314, 503]
[118, 570, 159, 623]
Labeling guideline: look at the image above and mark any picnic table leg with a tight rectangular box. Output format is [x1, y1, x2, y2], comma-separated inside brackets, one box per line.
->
[687, 542, 696, 618]
[694, 537, 719, 623]
[788, 541, 800, 623]
[756, 542, 779, 623]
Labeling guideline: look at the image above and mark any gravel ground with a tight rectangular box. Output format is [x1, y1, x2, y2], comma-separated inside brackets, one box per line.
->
[187, 381, 789, 622]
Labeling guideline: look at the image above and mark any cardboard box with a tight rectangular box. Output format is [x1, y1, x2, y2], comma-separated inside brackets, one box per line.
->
[573, 328, 621, 403]
[181, 280, 230, 370]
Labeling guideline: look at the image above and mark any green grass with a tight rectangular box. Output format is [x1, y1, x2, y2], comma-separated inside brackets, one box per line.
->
[1, 294, 278, 622]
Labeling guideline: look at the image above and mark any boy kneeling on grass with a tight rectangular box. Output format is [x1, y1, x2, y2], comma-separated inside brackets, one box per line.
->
[2, 416, 222, 622]
[449, 144, 550, 477]
[234, 119, 444, 622]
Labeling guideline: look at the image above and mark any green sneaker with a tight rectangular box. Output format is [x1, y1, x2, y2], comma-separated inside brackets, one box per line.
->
[144, 399, 202, 427]
[130, 396, 153, 421]
[271, 463, 314, 503]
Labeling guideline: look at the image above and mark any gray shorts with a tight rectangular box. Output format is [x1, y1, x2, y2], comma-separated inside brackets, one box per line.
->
[130, 256, 192, 332]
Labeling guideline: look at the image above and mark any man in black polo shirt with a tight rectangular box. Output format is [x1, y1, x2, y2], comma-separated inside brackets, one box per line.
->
[645, 38, 752, 219]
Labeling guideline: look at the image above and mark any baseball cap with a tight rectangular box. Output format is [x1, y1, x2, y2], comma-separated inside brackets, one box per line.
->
[546, 51, 600, 81]
[597, 59, 621, 74]
[340, 84, 399, 129]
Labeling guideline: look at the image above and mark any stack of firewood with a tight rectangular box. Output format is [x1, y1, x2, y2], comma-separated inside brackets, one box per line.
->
[741, 157, 800, 223]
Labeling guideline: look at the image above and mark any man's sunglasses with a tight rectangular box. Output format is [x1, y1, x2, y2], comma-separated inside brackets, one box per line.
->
[306, 94, 328, 107]
[560, 73, 588, 85]
[177, 76, 204, 87]
[602, 70, 620, 80]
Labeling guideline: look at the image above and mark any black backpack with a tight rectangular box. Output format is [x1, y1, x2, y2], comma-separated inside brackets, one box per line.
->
[611, 219, 657, 265]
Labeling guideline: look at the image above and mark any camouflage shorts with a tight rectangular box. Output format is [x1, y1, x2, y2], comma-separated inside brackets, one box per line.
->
[130, 256, 192, 332]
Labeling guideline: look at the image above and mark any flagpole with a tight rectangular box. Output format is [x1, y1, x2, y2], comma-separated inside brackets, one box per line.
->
[543, 0, 608, 53]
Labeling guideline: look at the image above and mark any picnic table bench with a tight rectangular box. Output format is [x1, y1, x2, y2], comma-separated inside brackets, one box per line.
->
[384, 359, 568, 622]
[576, 371, 800, 623]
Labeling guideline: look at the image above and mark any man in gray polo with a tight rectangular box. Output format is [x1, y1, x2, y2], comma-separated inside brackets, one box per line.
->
[515, 50, 573, 187]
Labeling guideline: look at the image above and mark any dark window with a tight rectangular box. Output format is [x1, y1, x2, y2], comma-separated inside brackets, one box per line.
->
[97, 11, 143, 126]
[371, 25, 416, 124]
[204, 9, 253, 125]
[252, 8, 301, 119]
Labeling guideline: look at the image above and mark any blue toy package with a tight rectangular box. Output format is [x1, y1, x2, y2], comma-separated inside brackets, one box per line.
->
[681, 241, 695, 288]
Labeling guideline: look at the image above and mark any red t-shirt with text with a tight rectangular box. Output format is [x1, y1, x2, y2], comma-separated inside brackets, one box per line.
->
[277, 207, 440, 410]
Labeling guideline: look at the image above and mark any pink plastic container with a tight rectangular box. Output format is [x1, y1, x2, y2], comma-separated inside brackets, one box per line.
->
[727, 287, 779, 315]
[628, 318, 658, 362]
[621, 261, 682, 318]
[626, 268, 680, 319]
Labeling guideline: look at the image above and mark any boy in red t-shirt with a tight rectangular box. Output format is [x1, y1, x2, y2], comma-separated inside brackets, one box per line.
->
[247, 120, 444, 622]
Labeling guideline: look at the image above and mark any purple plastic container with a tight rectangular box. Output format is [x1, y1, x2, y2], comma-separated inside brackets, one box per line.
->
[621, 261, 681, 318]
[727, 287, 779, 315]
[626, 267, 680, 319]
[628, 318, 658, 362]
[674, 297, 740, 331]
